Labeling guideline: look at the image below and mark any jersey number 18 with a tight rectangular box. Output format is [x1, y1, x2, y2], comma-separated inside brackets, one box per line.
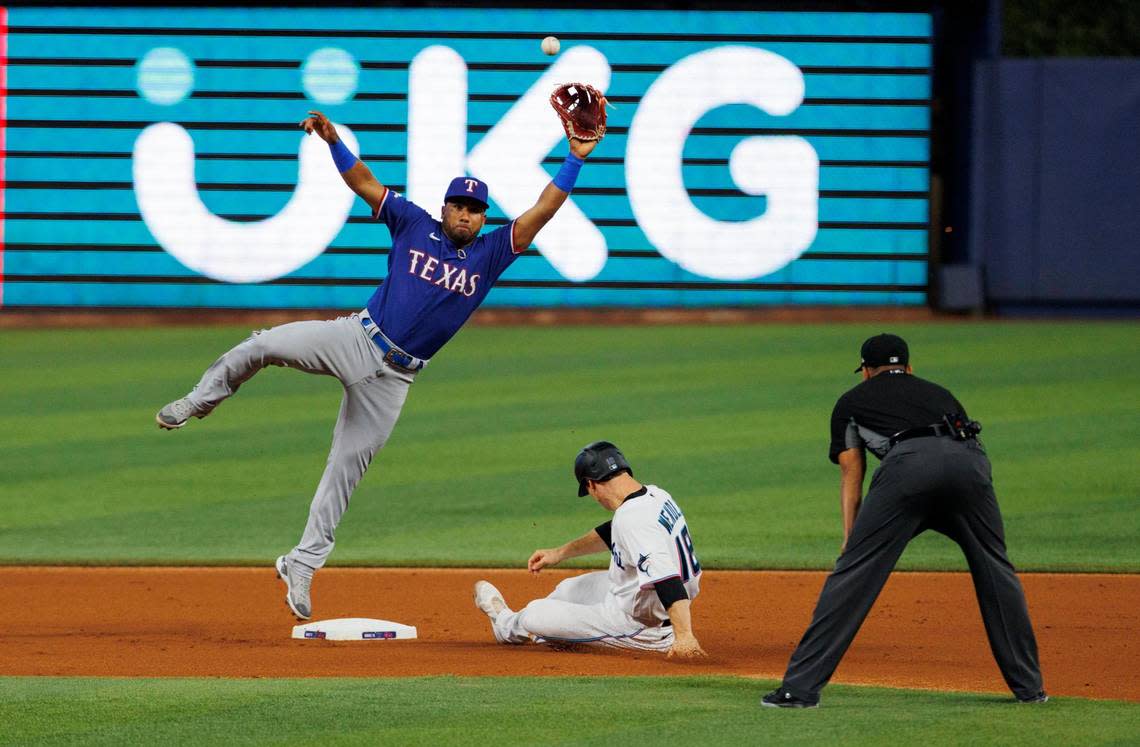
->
[675, 526, 701, 581]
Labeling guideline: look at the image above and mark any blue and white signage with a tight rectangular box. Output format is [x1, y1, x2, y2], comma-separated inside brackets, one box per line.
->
[1, 7, 932, 308]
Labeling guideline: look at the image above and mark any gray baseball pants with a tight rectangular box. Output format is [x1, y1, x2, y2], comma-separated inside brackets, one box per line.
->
[183, 313, 415, 573]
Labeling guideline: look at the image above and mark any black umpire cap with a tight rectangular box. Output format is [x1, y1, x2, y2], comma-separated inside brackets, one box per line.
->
[855, 333, 909, 372]
[574, 441, 632, 496]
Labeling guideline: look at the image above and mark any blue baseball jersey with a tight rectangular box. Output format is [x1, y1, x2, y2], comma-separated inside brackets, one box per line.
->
[364, 190, 520, 359]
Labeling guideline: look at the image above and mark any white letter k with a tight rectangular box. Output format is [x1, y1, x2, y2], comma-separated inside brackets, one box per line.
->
[408, 45, 610, 282]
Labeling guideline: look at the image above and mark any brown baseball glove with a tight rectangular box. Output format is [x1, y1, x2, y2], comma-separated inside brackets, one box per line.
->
[549, 82, 609, 141]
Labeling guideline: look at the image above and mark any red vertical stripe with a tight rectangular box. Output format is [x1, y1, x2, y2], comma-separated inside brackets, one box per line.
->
[0, 7, 7, 307]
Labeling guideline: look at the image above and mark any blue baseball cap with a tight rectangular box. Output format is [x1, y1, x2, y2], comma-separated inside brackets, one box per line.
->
[444, 176, 489, 211]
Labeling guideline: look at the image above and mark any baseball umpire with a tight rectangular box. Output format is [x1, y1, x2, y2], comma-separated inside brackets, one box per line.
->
[762, 333, 1046, 708]
[473, 441, 706, 658]
[155, 85, 607, 621]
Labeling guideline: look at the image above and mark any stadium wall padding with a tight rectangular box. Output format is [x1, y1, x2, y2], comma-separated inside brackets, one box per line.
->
[970, 58, 1140, 307]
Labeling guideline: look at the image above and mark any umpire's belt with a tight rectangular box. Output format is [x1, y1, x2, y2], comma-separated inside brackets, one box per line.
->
[889, 424, 960, 449]
[358, 314, 426, 373]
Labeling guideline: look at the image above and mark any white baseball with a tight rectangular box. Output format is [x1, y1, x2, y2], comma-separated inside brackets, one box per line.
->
[541, 36, 560, 56]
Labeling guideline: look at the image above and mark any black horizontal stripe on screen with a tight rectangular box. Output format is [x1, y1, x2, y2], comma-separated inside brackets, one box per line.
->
[0, 151, 930, 168]
[487, 218, 930, 229]
[4, 243, 167, 253]
[2, 150, 317, 161]
[805, 98, 928, 107]
[199, 59, 306, 69]
[0, 118, 399, 131]
[4, 273, 925, 292]
[562, 158, 931, 168]
[559, 250, 928, 261]
[4, 57, 929, 76]
[2, 243, 927, 262]
[195, 91, 303, 100]
[197, 153, 410, 162]
[3, 89, 932, 108]
[468, 63, 931, 75]
[466, 93, 930, 106]
[6, 25, 930, 44]
[488, 279, 924, 291]
[2, 119, 929, 138]
[819, 159, 927, 167]
[798, 252, 926, 261]
[2, 212, 929, 230]
[5, 57, 135, 67]
[6, 180, 929, 200]
[4, 88, 144, 98]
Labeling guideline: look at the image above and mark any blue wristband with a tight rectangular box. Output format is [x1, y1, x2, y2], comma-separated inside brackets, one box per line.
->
[329, 139, 359, 173]
[552, 153, 584, 193]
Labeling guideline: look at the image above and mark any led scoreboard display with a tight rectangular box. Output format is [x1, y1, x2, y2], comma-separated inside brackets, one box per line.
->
[1, 7, 932, 308]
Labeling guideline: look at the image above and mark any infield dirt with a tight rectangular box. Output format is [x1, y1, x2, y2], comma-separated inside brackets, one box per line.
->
[6, 567, 1137, 702]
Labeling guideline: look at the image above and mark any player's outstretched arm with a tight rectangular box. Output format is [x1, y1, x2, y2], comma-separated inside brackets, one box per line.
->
[299, 110, 388, 214]
[527, 528, 607, 574]
[510, 137, 598, 252]
[665, 599, 707, 660]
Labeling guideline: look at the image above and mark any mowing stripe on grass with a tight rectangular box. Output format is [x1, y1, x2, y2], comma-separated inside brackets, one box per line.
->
[1, 322, 1137, 570]
[1, 676, 1137, 746]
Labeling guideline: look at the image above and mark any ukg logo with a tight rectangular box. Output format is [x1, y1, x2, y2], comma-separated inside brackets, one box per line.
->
[130, 44, 818, 285]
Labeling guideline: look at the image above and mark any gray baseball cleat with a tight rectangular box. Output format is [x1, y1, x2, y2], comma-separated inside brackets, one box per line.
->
[275, 555, 313, 620]
[155, 397, 198, 430]
[473, 580, 509, 642]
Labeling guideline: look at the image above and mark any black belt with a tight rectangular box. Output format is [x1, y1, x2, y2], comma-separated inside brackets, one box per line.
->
[889, 424, 956, 448]
[358, 318, 425, 373]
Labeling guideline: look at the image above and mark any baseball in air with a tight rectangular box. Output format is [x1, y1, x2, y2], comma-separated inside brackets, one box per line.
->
[541, 36, 560, 56]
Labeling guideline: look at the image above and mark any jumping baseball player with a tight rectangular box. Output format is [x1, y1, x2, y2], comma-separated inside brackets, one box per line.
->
[474, 441, 706, 658]
[154, 88, 606, 621]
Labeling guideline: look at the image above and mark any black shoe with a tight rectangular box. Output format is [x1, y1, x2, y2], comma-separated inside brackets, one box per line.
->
[1017, 691, 1049, 704]
[761, 688, 819, 709]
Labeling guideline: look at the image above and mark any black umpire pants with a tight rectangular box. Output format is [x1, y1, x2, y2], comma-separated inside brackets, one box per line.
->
[780, 437, 1044, 700]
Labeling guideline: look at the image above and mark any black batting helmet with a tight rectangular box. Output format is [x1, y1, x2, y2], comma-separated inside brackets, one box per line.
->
[574, 441, 632, 496]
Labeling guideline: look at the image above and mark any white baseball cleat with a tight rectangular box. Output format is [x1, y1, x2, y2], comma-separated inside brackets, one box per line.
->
[473, 580, 511, 642]
[473, 580, 507, 619]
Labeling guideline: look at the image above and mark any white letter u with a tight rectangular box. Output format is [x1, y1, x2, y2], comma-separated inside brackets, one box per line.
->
[133, 122, 358, 284]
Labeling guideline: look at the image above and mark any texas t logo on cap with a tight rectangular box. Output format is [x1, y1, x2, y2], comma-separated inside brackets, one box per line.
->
[444, 176, 490, 211]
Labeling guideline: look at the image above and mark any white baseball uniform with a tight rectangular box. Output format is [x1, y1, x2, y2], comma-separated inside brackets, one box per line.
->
[490, 485, 701, 651]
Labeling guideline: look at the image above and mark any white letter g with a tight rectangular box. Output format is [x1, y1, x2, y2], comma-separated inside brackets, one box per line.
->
[626, 46, 819, 281]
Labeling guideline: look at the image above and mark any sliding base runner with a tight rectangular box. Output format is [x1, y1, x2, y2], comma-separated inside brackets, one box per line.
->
[474, 441, 706, 659]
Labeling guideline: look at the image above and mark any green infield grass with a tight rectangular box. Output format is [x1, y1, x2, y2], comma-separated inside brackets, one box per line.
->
[1, 321, 1137, 570]
[1, 676, 1136, 746]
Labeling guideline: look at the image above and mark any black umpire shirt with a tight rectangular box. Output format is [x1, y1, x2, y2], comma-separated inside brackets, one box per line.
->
[828, 371, 966, 464]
